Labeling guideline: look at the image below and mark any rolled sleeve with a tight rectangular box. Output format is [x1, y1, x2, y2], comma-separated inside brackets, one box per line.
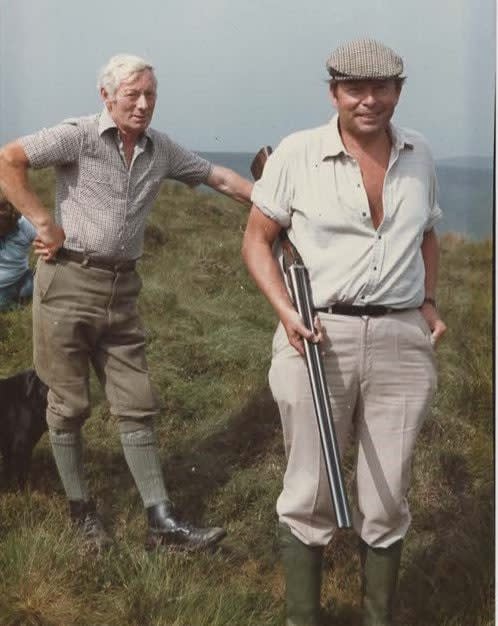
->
[19, 123, 82, 169]
[250, 142, 293, 227]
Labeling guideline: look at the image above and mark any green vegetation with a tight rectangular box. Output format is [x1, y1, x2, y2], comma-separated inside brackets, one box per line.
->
[0, 171, 493, 625]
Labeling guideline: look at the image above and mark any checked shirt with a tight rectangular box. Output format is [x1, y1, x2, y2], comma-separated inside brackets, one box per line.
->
[20, 108, 212, 260]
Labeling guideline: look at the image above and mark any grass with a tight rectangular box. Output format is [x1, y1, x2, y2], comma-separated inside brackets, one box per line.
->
[0, 170, 493, 625]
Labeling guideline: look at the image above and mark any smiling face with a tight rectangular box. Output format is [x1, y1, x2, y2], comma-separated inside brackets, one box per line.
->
[101, 68, 157, 139]
[330, 79, 402, 140]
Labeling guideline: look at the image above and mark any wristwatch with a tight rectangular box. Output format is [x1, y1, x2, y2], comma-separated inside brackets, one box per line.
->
[423, 297, 437, 308]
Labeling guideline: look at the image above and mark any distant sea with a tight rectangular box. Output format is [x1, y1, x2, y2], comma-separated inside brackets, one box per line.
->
[199, 152, 493, 241]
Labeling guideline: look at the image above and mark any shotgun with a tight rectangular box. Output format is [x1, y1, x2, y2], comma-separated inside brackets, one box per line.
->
[250, 146, 352, 529]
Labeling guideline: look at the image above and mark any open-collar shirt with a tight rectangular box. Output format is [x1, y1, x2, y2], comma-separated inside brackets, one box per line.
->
[251, 114, 442, 309]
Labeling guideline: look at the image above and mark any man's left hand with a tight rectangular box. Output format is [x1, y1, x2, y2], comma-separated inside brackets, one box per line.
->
[420, 301, 447, 347]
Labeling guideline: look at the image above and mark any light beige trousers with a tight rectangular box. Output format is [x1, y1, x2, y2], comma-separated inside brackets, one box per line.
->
[269, 310, 437, 549]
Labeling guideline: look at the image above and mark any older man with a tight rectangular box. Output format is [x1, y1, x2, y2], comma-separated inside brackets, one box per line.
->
[243, 39, 446, 625]
[0, 54, 252, 551]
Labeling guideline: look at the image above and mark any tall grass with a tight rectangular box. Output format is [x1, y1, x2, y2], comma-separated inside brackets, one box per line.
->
[0, 171, 493, 625]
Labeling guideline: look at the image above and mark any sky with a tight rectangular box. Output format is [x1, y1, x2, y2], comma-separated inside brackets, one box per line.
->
[0, 0, 495, 158]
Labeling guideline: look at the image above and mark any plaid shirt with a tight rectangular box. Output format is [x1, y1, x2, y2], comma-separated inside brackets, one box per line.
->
[20, 108, 212, 259]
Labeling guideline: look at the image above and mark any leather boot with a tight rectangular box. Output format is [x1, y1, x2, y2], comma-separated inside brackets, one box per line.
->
[69, 499, 112, 551]
[279, 523, 323, 626]
[360, 538, 403, 626]
[145, 501, 226, 552]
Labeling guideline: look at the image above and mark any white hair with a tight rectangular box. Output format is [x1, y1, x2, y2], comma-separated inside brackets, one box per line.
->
[98, 54, 156, 96]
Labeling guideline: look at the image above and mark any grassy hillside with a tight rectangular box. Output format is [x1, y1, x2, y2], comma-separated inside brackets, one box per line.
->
[0, 170, 493, 626]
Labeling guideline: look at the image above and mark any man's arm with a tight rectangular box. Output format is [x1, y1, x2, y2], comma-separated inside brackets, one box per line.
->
[242, 205, 319, 355]
[206, 165, 253, 204]
[0, 141, 64, 259]
[420, 227, 447, 344]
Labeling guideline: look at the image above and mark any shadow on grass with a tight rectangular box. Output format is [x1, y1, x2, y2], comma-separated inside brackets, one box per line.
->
[159, 386, 281, 511]
[397, 451, 493, 626]
[4, 386, 281, 520]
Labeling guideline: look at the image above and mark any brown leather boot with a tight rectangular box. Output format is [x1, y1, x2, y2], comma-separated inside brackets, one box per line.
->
[69, 499, 112, 551]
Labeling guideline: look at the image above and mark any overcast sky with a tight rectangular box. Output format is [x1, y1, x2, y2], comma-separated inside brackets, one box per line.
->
[0, 0, 495, 158]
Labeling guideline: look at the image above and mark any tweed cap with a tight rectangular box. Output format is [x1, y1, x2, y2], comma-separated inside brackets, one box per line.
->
[326, 38, 404, 81]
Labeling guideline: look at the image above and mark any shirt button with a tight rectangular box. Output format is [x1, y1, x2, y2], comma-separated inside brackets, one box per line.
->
[362, 212, 367, 217]
[373, 266, 377, 271]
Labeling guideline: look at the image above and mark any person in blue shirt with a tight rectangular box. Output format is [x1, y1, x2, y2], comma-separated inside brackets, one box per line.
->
[0, 198, 36, 311]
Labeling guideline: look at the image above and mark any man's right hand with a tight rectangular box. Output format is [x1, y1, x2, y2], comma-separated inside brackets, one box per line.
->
[0, 141, 65, 261]
[281, 308, 323, 357]
[33, 222, 65, 260]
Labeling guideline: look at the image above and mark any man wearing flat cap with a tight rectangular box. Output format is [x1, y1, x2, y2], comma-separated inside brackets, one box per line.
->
[243, 38, 446, 625]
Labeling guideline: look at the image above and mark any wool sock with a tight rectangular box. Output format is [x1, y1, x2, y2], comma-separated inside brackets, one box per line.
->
[119, 427, 169, 508]
[49, 429, 89, 502]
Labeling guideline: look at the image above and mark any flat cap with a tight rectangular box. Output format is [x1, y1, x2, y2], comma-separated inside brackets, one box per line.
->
[326, 38, 404, 81]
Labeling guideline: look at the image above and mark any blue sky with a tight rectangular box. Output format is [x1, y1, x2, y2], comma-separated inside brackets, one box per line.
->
[1, 0, 495, 158]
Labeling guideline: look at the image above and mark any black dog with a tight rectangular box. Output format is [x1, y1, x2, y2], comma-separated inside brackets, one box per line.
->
[0, 368, 48, 488]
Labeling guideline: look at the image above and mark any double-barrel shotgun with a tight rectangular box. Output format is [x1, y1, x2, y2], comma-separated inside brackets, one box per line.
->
[250, 146, 352, 529]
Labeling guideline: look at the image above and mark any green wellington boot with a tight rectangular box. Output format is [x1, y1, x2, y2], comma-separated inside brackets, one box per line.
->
[359, 539, 403, 626]
[279, 523, 324, 626]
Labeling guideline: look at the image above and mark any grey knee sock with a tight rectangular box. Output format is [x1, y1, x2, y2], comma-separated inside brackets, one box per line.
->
[49, 429, 88, 502]
[120, 427, 168, 508]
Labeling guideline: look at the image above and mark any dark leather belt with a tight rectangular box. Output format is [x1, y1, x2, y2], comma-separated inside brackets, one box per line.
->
[316, 303, 404, 317]
[57, 248, 136, 273]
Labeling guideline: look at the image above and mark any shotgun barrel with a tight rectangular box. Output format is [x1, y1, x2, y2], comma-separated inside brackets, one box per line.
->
[251, 146, 352, 529]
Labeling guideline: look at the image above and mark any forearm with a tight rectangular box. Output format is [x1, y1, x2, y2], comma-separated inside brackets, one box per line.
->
[0, 142, 65, 259]
[421, 228, 439, 299]
[206, 165, 253, 204]
[419, 227, 447, 342]
[242, 228, 294, 321]
[242, 205, 320, 354]
[0, 142, 54, 229]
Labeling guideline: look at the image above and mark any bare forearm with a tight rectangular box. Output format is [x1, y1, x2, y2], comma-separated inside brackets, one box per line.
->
[421, 228, 439, 299]
[0, 142, 65, 259]
[242, 205, 320, 354]
[242, 235, 294, 320]
[207, 165, 253, 204]
[0, 142, 53, 229]
[420, 227, 447, 344]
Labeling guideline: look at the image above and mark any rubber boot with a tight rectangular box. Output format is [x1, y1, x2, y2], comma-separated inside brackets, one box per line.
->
[360, 538, 403, 626]
[279, 523, 323, 626]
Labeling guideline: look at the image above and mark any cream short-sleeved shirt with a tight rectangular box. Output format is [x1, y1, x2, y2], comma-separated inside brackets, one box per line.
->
[251, 114, 442, 309]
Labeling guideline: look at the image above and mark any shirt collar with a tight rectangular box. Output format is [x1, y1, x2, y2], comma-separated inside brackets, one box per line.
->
[389, 123, 413, 152]
[98, 107, 153, 144]
[321, 113, 413, 160]
[321, 115, 346, 159]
